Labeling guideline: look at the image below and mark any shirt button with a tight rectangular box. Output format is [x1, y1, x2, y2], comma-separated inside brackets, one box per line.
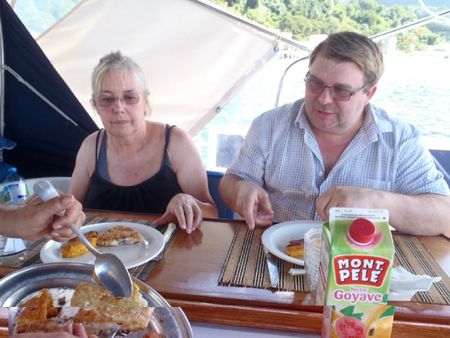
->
[319, 171, 323, 176]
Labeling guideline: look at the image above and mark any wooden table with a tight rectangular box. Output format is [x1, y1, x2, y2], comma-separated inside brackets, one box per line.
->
[1, 210, 449, 337]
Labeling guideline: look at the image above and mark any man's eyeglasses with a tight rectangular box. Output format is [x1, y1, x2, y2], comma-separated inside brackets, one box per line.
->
[304, 72, 368, 102]
[94, 92, 140, 107]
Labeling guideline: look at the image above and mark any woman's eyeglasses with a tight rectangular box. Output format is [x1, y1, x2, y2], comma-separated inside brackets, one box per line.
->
[94, 92, 140, 107]
[304, 72, 368, 102]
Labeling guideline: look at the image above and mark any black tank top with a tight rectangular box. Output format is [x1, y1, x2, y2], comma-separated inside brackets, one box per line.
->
[84, 125, 183, 213]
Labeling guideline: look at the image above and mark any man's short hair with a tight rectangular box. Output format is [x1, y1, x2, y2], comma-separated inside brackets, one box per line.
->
[309, 31, 384, 89]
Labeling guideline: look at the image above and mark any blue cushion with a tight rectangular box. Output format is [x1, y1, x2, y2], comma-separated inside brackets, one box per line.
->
[0, 137, 16, 150]
[207, 170, 234, 219]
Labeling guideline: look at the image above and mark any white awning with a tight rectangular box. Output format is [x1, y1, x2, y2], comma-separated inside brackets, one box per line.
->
[36, 0, 293, 135]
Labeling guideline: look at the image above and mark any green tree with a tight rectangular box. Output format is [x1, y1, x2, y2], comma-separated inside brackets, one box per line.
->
[211, 0, 449, 51]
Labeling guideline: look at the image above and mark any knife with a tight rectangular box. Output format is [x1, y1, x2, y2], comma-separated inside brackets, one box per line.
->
[264, 247, 279, 288]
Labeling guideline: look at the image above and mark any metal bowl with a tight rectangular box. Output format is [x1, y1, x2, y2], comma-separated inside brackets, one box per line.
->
[0, 262, 192, 337]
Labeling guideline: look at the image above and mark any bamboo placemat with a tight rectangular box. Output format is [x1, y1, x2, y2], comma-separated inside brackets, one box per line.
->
[0, 216, 177, 282]
[218, 224, 450, 305]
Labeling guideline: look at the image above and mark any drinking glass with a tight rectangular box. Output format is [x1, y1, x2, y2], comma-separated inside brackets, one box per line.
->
[304, 227, 322, 292]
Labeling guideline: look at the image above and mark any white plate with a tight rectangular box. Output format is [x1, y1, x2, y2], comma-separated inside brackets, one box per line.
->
[261, 220, 322, 265]
[40, 222, 165, 269]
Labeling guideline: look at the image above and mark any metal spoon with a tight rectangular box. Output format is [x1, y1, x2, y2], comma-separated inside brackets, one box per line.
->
[33, 180, 132, 297]
[69, 224, 132, 298]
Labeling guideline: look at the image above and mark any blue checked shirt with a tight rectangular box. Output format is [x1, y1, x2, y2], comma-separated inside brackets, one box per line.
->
[226, 99, 449, 222]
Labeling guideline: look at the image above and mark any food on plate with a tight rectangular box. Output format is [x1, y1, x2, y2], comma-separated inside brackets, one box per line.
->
[71, 280, 146, 308]
[60, 231, 98, 258]
[285, 239, 305, 258]
[16, 289, 59, 330]
[96, 225, 142, 247]
[15, 316, 71, 334]
[16, 306, 153, 335]
[59, 225, 142, 258]
[15, 278, 153, 335]
[75, 306, 153, 332]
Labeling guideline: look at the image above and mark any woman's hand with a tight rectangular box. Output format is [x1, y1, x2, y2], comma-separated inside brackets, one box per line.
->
[153, 193, 202, 234]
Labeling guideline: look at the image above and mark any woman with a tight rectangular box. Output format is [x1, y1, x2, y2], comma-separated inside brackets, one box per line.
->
[70, 51, 217, 234]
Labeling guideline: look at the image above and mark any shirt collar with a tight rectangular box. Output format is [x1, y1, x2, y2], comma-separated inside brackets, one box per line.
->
[295, 99, 310, 130]
[362, 104, 394, 142]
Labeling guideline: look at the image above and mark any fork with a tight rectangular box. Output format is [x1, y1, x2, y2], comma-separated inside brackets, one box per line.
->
[152, 223, 177, 261]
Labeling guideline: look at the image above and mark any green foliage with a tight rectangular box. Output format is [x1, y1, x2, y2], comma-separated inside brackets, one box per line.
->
[14, 0, 80, 36]
[212, 0, 449, 51]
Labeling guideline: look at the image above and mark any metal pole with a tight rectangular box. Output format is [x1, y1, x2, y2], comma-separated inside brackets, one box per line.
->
[190, 0, 310, 52]
[0, 7, 5, 141]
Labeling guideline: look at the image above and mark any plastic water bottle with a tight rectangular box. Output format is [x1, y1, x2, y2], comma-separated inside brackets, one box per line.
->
[0, 167, 29, 256]
[1, 167, 28, 205]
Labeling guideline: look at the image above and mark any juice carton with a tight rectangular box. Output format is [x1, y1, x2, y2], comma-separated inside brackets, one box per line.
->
[317, 208, 395, 338]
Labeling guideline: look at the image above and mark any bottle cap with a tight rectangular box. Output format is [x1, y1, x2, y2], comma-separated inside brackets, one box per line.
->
[7, 167, 17, 174]
[348, 218, 376, 245]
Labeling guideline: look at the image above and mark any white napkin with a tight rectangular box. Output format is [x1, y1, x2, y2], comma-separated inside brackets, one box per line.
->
[388, 266, 441, 301]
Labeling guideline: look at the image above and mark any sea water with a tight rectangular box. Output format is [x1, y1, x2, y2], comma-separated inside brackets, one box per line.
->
[196, 49, 450, 168]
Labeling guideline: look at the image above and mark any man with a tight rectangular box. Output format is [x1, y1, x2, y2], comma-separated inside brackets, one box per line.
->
[219, 31, 450, 236]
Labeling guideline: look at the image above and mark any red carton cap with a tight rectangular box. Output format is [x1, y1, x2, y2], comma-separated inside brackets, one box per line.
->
[348, 218, 376, 245]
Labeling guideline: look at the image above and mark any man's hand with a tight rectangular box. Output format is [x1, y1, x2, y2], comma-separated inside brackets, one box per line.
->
[317, 185, 450, 236]
[316, 185, 381, 221]
[234, 180, 274, 230]
[4, 194, 85, 241]
[49, 194, 85, 241]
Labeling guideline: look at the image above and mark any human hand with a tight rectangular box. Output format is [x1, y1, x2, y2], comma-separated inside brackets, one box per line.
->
[153, 193, 202, 234]
[316, 185, 381, 221]
[16, 194, 85, 241]
[48, 194, 85, 241]
[10, 322, 96, 338]
[234, 181, 274, 230]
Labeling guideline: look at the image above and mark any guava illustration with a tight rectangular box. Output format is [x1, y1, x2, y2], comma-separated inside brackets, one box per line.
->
[368, 316, 393, 338]
[363, 305, 388, 328]
[333, 316, 366, 338]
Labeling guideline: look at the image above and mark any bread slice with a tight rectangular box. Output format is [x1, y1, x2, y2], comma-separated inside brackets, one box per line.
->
[74, 306, 153, 333]
[15, 317, 70, 334]
[15, 280, 152, 335]
[15, 306, 152, 335]
[70, 280, 146, 308]
[60, 231, 98, 258]
[285, 239, 305, 258]
[17, 289, 54, 326]
[16, 289, 61, 333]
[96, 225, 141, 247]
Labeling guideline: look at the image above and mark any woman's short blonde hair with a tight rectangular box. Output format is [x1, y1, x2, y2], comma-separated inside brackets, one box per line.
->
[91, 51, 150, 112]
